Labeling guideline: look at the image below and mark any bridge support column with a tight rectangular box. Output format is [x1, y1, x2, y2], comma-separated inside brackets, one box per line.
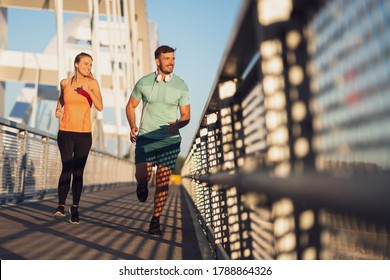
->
[0, 8, 7, 117]
[88, 0, 105, 151]
[54, 0, 64, 90]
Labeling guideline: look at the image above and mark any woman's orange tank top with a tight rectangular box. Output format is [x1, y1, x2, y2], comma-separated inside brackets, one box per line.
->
[59, 85, 93, 132]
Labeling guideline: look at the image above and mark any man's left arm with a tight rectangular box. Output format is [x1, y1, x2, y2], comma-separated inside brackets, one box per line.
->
[168, 104, 190, 134]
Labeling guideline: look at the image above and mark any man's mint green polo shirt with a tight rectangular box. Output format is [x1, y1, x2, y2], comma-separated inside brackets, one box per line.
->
[131, 72, 190, 140]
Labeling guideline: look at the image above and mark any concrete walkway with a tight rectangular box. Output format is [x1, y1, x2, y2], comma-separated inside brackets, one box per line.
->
[0, 184, 212, 260]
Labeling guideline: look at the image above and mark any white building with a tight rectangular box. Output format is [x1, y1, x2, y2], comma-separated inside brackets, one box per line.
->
[0, 0, 157, 157]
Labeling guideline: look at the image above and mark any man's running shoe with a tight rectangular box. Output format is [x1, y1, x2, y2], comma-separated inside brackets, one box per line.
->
[136, 183, 148, 202]
[148, 216, 162, 235]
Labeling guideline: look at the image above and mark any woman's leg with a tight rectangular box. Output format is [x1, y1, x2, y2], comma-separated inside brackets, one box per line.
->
[57, 131, 75, 206]
[71, 133, 92, 206]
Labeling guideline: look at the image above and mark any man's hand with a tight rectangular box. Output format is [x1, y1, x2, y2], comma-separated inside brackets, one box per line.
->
[168, 121, 179, 134]
[168, 118, 190, 134]
[130, 126, 139, 143]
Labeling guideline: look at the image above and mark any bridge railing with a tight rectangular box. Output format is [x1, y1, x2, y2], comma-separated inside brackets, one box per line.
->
[182, 0, 390, 260]
[0, 117, 135, 204]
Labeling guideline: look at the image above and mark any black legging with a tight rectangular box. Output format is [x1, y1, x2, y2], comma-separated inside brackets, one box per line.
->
[57, 130, 92, 206]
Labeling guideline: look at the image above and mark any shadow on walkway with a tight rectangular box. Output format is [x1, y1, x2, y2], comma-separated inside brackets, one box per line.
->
[0, 184, 206, 260]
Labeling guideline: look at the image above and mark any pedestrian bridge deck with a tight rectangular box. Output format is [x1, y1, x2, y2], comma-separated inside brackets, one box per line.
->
[0, 184, 211, 260]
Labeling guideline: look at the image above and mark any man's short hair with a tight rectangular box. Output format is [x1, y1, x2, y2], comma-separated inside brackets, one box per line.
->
[154, 45, 176, 59]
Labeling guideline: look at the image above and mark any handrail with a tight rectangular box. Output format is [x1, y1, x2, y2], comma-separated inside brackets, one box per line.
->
[0, 116, 56, 139]
[0, 116, 135, 204]
[181, 0, 390, 260]
[188, 171, 390, 223]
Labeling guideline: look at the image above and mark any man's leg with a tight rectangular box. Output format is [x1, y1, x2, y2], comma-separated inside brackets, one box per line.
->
[148, 165, 172, 235]
[153, 165, 172, 217]
[135, 162, 152, 202]
[145, 138, 180, 235]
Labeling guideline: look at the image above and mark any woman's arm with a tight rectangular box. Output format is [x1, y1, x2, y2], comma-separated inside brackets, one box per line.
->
[85, 79, 103, 111]
[55, 79, 67, 118]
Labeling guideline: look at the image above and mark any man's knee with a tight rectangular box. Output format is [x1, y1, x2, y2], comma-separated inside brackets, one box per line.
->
[155, 166, 171, 186]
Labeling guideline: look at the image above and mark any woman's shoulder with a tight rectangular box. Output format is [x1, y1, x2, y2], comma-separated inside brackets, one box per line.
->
[60, 78, 72, 88]
[87, 77, 99, 86]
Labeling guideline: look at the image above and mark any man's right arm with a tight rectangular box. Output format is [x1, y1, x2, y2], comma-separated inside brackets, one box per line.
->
[126, 95, 141, 143]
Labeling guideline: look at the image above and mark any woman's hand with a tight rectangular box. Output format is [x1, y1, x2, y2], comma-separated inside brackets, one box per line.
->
[55, 108, 63, 118]
[81, 82, 91, 95]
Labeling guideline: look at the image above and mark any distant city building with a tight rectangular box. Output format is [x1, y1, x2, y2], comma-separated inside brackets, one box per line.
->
[0, 0, 158, 157]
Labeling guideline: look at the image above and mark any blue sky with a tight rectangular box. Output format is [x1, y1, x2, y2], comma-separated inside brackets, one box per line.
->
[4, 0, 243, 156]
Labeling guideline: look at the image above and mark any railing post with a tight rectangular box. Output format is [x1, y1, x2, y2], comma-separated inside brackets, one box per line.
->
[17, 130, 28, 202]
[41, 136, 49, 199]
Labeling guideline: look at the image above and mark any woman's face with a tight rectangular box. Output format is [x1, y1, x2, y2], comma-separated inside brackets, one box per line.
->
[75, 56, 92, 77]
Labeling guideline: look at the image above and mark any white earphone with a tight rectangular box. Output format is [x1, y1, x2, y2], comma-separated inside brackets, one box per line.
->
[155, 71, 172, 83]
